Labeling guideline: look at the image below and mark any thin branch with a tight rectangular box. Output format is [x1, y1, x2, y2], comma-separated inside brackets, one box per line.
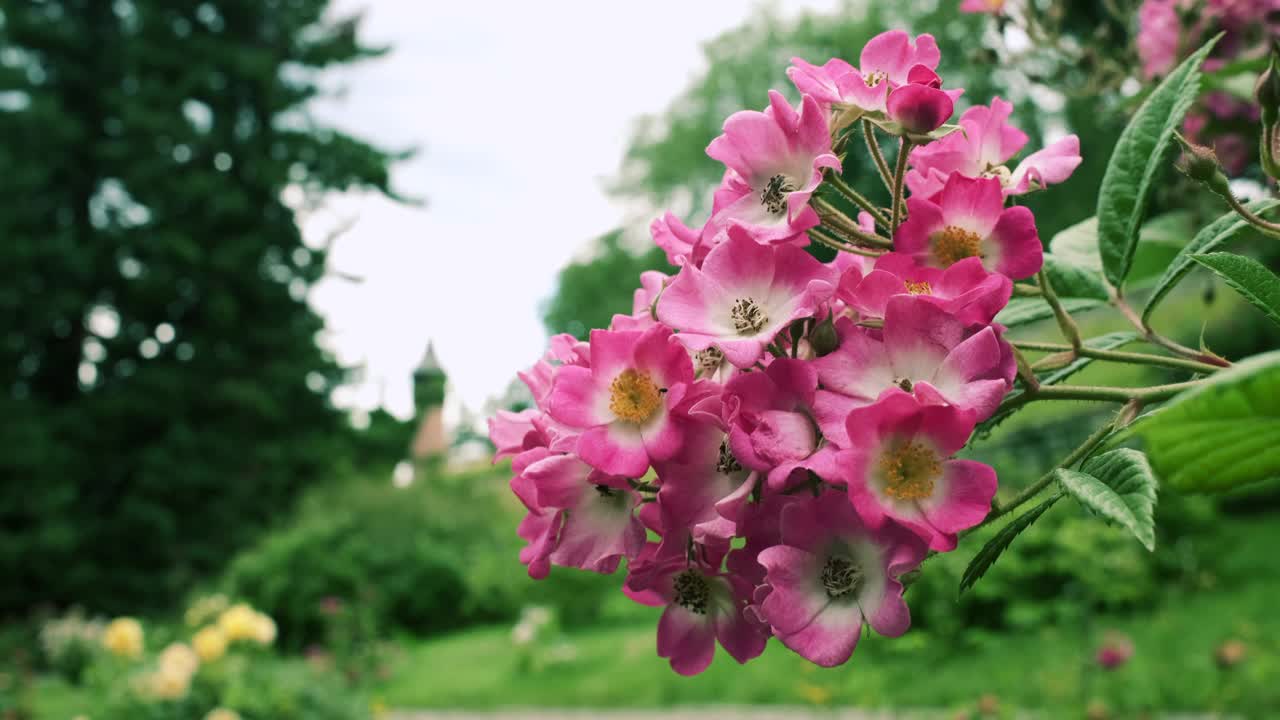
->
[825, 170, 890, 229]
[1036, 268, 1082, 350]
[1222, 192, 1280, 238]
[811, 196, 894, 248]
[862, 119, 894, 190]
[890, 138, 912, 232]
[1010, 339, 1222, 374]
[1112, 296, 1231, 368]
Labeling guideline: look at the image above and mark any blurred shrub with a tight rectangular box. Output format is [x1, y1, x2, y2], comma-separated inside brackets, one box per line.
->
[222, 464, 651, 648]
[220, 480, 469, 651]
[74, 605, 368, 720]
[38, 609, 105, 684]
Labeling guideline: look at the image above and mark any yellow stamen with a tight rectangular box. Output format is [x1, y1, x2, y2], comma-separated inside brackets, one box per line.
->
[877, 440, 941, 501]
[608, 369, 662, 424]
[904, 280, 933, 295]
[931, 225, 984, 267]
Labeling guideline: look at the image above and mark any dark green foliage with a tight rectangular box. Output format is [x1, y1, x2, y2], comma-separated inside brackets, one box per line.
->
[0, 1, 397, 616]
[221, 476, 473, 651]
[542, 230, 669, 339]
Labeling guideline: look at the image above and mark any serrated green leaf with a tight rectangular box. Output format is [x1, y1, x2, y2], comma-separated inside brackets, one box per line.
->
[1057, 449, 1158, 550]
[1191, 252, 1280, 327]
[995, 297, 1103, 328]
[976, 332, 1138, 435]
[1143, 200, 1280, 323]
[1130, 350, 1280, 492]
[1097, 37, 1218, 287]
[1044, 256, 1110, 300]
[960, 493, 1061, 594]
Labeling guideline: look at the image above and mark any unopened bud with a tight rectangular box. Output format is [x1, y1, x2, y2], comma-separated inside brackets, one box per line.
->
[1174, 134, 1232, 197]
[809, 314, 839, 357]
[1261, 124, 1280, 182]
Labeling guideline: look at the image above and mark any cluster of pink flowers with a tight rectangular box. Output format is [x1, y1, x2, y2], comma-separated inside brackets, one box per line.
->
[1138, 0, 1280, 174]
[490, 30, 1080, 674]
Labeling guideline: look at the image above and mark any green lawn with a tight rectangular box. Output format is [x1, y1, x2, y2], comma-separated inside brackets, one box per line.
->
[373, 514, 1280, 717]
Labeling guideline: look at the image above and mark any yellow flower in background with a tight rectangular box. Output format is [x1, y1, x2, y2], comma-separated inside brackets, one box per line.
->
[185, 593, 229, 627]
[159, 642, 199, 677]
[103, 617, 144, 659]
[250, 612, 277, 645]
[204, 708, 242, 720]
[145, 664, 192, 700]
[217, 603, 258, 641]
[192, 625, 228, 662]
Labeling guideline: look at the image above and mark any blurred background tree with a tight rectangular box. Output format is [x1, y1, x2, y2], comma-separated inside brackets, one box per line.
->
[0, 0, 398, 616]
[546, 0, 1127, 336]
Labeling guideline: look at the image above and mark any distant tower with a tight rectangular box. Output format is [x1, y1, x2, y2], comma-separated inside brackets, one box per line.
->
[410, 340, 449, 461]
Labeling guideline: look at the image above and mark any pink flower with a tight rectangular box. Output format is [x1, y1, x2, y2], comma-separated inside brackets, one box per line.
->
[518, 454, 647, 574]
[1137, 0, 1184, 79]
[788, 31, 942, 114]
[894, 174, 1042, 280]
[1096, 632, 1135, 670]
[657, 229, 838, 368]
[488, 408, 540, 461]
[722, 358, 842, 489]
[547, 325, 692, 477]
[841, 252, 1012, 325]
[811, 297, 1014, 444]
[907, 98, 1082, 197]
[625, 545, 768, 676]
[838, 390, 998, 551]
[650, 212, 700, 267]
[886, 67, 957, 135]
[960, 0, 1006, 13]
[705, 91, 840, 245]
[754, 491, 927, 667]
[654, 418, 759, 543]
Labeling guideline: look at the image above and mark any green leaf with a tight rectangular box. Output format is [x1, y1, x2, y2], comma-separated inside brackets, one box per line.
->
[1057, 449, 1158, 550]
[959, 494, 1061, 594]
[1044, 255, 1109, 300]
[1049, 216, 1101, 271]
[1191, 252, 1280, 327]
[1096, 37, 1218, 288]
[1130, 350, 1280, 492]
[994, 297, 1103, 328]
[1143, 200, 1280, 323]
[976, 332, 1137, 435]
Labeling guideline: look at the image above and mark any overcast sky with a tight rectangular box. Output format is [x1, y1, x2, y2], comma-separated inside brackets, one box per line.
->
[304, 1, 839, 420]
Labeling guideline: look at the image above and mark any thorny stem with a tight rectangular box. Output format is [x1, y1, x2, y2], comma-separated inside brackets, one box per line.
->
[1223, 192, 1280, 238]
[811, 196, 894, 249]
[1036, 268, 1082, 350]
[1010, 339, 1223, 375]
[825, 170, 891, 229]
[810, 225, 885, 257]
[890, 138, 912, 232]
[1112, 296, 1232, 368]
[999, 379, 1205, 412]
[862, 119, 894, 191]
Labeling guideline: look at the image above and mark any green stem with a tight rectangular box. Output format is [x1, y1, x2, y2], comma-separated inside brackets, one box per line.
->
[862, 119, 894, 191]
[890, 138, 912, 232]
[1002, 379, 1203, 412]
[810, 226, 885, 257]
[976, 419, 1116, 528]
[1223, 191, 1280, 238]
[1009, 339, 1222, 374]
[825, 171, 890, 229]
[1112, 296, 1232, 368]
[811, 197, 894, 248]
[1037, 268, 1082, 350]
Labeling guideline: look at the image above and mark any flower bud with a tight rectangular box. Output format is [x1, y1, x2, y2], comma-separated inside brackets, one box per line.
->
[1174, 135, 1232, 197]
[808, 314, 839, 357]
